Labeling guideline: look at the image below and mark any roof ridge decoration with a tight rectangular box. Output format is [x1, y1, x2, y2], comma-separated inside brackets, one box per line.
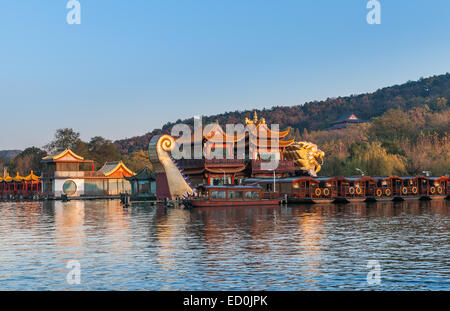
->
[42, 148, 84, 161]
[4, 173, 13, 182]
[245, 111, 259, 125]
[13, 172, 25, 182]
[24, 170, 40, 181]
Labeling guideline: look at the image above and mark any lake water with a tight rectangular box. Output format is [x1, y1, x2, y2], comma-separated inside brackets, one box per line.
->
[0, 199, 449, 290]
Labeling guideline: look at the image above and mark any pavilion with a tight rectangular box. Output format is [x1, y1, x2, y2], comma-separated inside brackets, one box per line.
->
[0, 171, 42, 197]
[124, 166, 156, 200]
[326, 113, 366, 130]
[41, 148, 135, 198]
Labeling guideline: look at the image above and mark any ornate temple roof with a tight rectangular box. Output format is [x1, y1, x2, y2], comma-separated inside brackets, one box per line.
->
[99, 161, 135, 177]
[42, 148, 89, 163]
[1, 172, 42, 182]
[24, 170, 40, 181]
[124, 166, 155, 181]
[2, 173, 12, 182]
[13, 172, 25, 182]
[331, 113, 364, 125]
[327, 113, 366, 130]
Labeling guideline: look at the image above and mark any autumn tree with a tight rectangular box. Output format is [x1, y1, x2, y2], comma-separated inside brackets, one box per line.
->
[8, 147, 47, 175]
[123, 150, 152, 173]
[87, 136, 121, 169]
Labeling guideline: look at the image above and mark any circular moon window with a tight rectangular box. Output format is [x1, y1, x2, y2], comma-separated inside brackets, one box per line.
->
[62, 180, 77, 196]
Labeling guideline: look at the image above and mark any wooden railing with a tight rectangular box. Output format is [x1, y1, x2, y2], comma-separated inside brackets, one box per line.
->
[42, 171, 104, 178]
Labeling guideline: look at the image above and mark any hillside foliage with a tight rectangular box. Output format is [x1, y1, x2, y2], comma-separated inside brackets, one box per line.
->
[114, 73, 450, 156]
[305, 107, 450, 176]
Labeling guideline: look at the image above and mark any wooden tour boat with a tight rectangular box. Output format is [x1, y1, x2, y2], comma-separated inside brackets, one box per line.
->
[185, 184, 280, 208]
[242, 175, 449, 204]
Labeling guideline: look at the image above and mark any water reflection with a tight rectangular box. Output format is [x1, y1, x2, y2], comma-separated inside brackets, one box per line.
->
[0, 199, 449, 290]
[54, 201, 85, 254]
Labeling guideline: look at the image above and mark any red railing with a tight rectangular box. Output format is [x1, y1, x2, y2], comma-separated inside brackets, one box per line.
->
[42, 171, 104, 178]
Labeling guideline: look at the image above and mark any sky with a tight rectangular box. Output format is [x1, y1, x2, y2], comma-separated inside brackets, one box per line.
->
[1, 0, 450, 150]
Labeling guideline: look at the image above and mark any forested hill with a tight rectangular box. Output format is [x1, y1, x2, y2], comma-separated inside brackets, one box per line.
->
[115, 73, 450, 154]
[0, 150, 22, 161]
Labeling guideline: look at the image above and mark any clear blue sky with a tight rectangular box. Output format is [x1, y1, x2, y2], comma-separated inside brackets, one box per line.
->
[1, 0, 449, 150]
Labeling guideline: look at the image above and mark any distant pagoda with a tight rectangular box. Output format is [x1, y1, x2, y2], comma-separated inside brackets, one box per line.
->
[327, 113, 365, 130]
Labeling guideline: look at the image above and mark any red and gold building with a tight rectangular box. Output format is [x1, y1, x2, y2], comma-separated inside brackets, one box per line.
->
[176, 113, 296, 186]
[0, 171, 42, 198]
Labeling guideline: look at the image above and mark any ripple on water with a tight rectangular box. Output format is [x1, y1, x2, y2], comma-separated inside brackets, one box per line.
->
[0, 199, 449, 290]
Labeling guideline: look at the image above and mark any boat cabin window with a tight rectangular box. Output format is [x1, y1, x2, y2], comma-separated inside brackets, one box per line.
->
[245, 191, 260, 200]
[228, 191, 244, 199]
[211, 177, 232, 186]
[210, 191, 227, 199]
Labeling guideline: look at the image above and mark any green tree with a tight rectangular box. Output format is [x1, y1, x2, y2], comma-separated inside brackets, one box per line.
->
[294, 128, 301, 141]
[432, 97, 448, 110]
[123, 150, 152, 173]
[345, 142, 407, 176]
[371, 109, 413, 141]
[72, 140, 89, 158]
[45, 128, 81, 152]
[88, 136, 121, 169]
[8, 147, 47, 175]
